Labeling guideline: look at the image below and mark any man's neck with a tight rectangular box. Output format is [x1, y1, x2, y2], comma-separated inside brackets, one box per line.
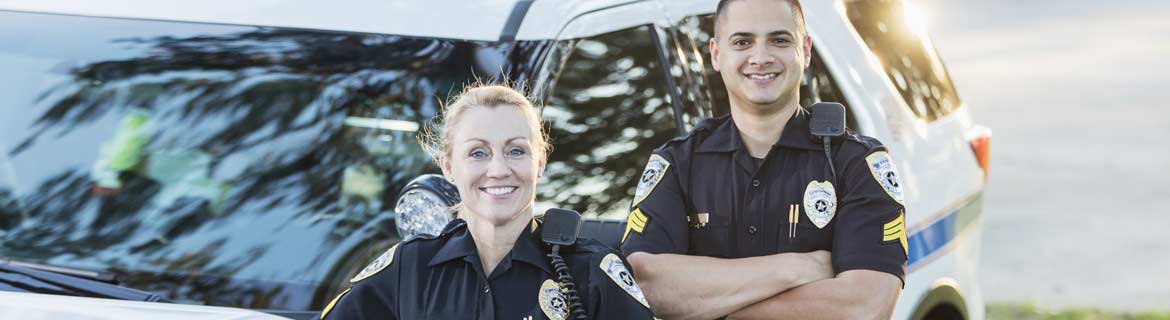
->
[730, 102, 799, 159]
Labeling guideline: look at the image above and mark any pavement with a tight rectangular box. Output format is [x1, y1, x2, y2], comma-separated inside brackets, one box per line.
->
[915, 0, 1170, 311]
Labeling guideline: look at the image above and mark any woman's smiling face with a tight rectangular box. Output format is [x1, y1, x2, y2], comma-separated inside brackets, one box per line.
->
[442, 104, 544, 226]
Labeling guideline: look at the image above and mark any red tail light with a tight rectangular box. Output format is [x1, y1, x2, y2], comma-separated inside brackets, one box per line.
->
[967, 125, 992, 181]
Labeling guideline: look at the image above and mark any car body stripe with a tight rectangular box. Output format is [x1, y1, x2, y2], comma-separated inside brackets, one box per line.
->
[907, 192, 982, 271]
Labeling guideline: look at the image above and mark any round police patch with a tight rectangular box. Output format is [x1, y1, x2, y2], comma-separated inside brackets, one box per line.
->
[350, 244, 397, 283]
[600, 253, 649, 308]
[803, 180, 837, 229]
[539, 279, 568, 320]
[864, 151, 905, 205]
[631, 154, 670, 207]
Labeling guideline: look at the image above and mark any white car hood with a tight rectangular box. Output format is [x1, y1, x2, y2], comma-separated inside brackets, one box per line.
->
[0, 291, 290, 320]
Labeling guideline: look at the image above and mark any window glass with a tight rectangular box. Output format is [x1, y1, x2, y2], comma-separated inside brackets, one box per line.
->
[844, 0, 961, 121]
[0, 10, 545, 311]
[679, 14, 854, 128]
[541, 25, 677, 219]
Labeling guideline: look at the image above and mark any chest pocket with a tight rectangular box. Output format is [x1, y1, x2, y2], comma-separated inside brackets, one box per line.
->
[782, 206, 835, 252]
[686, 210, 733, 257]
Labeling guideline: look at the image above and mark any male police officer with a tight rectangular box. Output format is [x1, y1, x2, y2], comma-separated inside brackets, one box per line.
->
[620, 0, 907, 319]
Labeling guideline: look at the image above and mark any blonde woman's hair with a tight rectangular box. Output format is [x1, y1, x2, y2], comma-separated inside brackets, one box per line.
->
[419, 83, 551, 166]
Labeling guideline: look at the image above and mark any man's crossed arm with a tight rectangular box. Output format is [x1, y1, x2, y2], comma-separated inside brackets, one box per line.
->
[627, 252, 900, 320]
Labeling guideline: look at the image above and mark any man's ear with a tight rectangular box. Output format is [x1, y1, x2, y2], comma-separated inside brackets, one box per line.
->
[709, 38, 721, 72]
[803, 35, 813, 67]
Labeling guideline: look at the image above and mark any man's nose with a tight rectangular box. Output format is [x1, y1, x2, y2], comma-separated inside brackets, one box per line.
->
[748, 45, 775, 67]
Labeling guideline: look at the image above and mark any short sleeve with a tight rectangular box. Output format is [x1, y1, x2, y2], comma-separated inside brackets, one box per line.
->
[620, 151, 690, 256]
[832, 147, 908, 283]
[587, 251, 655, 319]
[320, 246, 402, 320]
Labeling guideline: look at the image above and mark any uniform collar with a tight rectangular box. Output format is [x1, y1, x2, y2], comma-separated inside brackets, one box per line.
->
[696, 109, 822, 153]
[427, 218, 552, 275]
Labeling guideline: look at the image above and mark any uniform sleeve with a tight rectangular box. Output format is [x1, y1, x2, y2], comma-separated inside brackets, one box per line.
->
[588, 251, 656, 319]
[832, 147, 908, 284]
[320, 247, 402, 320]
[620, 151, 690, 256]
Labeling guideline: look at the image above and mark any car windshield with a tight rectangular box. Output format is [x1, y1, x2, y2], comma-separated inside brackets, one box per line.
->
[0, 11, 547, 311]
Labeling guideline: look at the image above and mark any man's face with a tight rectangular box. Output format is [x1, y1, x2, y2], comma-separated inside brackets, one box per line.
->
[711, 0, 811, 112]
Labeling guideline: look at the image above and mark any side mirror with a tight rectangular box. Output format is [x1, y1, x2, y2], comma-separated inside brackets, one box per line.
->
[393, 174, 459, 241]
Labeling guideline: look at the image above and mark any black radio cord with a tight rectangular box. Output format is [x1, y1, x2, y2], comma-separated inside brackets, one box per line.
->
[823, 137, 838, 182]
[548, 245, 589, 319]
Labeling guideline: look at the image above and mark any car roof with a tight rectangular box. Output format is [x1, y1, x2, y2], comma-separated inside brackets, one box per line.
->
[0, 0, 664, 41]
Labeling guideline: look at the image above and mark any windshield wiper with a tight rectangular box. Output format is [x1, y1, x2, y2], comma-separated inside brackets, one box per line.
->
[0, 258, 168, 302]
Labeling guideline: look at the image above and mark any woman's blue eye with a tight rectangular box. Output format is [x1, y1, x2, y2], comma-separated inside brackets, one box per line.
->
[509, 148, 526, 157]
[470, 150, 488, 159]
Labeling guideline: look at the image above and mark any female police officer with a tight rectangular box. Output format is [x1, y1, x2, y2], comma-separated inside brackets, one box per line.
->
[320, 85, 653, 320]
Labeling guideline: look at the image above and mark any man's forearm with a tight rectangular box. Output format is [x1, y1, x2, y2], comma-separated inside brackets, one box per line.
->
[726, 270, 902, 320]
[627, 252, 827, 320]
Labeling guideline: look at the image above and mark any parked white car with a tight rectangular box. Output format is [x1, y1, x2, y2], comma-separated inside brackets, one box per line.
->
[0, 0, 987, 319]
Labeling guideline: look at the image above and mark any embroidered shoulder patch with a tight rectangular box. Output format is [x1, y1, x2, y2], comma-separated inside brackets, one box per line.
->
[865, 151, 905, 205]
[350, 244, 398, 283]
[538, 279, 569, 320]
[600, 253, 649, 308]
[631, 154, 670, 207]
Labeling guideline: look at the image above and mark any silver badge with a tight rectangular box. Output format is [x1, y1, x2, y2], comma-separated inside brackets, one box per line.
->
[350, 244, 397, 283]
[632, 154, 670, 207]
[600, 253, 649, 308]
[803, 181, 837, 229]
[538, 279, 568, 320]
[865, 151, 905, 205]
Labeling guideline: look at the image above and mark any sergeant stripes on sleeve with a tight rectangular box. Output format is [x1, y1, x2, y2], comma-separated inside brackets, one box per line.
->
[883, 213, 908, 256]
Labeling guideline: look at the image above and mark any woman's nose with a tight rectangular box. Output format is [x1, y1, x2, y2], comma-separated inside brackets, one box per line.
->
[486, 156, 511, 178]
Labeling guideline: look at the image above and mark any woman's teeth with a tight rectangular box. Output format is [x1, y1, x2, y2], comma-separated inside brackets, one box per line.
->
[482, 187, 517, 195]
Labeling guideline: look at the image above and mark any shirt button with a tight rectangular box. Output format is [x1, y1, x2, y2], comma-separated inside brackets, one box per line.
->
[748, 226, 758, 235]
[483, 286, 490, 294]
[752, 179, 760, 187]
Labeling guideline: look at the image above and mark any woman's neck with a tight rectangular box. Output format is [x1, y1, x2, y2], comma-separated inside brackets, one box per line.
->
[462, 206, 534, 275]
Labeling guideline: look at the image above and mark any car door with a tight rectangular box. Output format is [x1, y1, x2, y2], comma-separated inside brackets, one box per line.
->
[532, 2, 685, 230]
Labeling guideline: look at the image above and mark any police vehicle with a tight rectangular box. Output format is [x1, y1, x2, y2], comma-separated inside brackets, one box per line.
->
[0, 0, 989, 319]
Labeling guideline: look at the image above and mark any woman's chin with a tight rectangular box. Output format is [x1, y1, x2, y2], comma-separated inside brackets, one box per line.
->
[466, 205, 529, 226]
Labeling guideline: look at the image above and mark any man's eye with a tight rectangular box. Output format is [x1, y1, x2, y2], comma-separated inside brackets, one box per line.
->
[774, 38, 790, 45]
[734, 40, 750, 47]
[470, 150, 488, 159]
[509, 148, 526, 157]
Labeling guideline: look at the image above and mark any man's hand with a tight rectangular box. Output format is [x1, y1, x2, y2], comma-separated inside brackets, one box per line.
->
[627, 251, 834, 320]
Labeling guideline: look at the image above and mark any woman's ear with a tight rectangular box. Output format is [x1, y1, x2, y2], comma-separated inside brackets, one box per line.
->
[537, 157, 547, 179]
[439, 155, 453, 182]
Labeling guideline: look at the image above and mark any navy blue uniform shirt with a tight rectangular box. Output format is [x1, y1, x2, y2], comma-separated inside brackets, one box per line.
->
[322, 219, 654, 319]
[620, 112, 908, 282]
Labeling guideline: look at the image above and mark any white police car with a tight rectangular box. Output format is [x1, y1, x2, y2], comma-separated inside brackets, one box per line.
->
[0, 0, 988, 319]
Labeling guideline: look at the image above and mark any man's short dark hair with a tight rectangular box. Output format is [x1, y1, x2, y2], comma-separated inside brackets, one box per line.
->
[714, 0, 806, 37]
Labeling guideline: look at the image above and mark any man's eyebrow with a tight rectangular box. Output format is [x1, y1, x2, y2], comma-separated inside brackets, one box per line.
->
[768, 30, 795, 37]
[728, 30, 795, 39]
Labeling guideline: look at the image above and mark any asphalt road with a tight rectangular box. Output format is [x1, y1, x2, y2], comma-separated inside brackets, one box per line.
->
[916, 0, 1170, 311]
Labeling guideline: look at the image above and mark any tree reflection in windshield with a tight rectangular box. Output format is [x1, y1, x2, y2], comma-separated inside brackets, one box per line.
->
[0, 11, 546, 310]
[540, 25, 680, 219]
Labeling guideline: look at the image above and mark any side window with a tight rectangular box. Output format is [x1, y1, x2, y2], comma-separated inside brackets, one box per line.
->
[679, 14, 856, 129]
[844, 0, 961, 121]
[541, 25, 678, 218]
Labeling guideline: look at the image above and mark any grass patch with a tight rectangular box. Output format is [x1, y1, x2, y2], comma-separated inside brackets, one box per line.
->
[989, 304, 1170, 320]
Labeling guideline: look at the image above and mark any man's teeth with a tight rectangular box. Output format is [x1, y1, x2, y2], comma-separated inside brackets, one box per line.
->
[483, 187, 517, 195]
[747, 73, 778, 80]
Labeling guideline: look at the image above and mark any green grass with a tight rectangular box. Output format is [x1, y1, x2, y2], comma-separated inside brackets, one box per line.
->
[988, 304, 1170, 320]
